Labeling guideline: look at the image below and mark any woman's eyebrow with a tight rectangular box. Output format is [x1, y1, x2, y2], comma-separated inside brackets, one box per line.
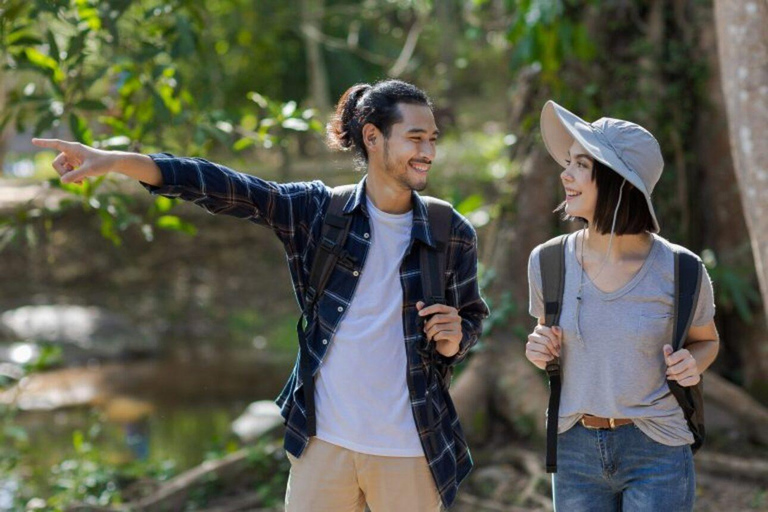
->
[567, 151, 592, 161]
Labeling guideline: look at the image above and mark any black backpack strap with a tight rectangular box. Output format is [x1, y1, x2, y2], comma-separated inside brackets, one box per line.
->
[297, 184, 356, 436]
[418, 196, 454, 453]
[672, 250, 702, 351]
[305, 184, 358, 305]
[539, 234, 568, 473]
[420, 196, 453, 306]
[668, 248, 705, 452]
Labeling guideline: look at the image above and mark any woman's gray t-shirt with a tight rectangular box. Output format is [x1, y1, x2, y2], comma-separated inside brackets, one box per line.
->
[528, 233, 716, 446]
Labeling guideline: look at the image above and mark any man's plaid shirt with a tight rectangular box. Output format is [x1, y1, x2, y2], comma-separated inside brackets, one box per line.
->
[144, 154, 490, 508]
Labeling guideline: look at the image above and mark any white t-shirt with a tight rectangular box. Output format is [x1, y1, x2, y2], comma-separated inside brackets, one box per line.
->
[314, 196, 423, 457]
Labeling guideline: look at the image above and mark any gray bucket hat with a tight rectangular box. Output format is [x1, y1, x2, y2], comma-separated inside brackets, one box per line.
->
[540, 100, 664, 233]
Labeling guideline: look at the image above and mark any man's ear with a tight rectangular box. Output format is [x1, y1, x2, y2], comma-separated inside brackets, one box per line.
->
[362, 123, 379, 150]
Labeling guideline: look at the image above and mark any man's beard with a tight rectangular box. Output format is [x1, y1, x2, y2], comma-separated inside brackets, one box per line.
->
[383, 141, 428, 192]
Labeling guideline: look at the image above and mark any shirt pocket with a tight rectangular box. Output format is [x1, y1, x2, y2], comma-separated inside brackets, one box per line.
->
[633, 308, 673, 356]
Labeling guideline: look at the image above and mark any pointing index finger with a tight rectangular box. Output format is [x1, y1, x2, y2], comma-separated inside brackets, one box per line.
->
[31, 138, 75, 152]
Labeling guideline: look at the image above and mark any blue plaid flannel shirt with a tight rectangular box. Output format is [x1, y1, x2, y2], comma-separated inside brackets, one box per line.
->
[143, 154, 489, 508]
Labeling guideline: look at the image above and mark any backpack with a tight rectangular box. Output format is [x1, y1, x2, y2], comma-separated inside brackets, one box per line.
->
[296, 185, 454, 436]
[538, 234, 705, 473]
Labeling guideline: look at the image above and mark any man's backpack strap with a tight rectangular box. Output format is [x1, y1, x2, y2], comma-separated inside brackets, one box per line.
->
[668, 249, 706, 453]
[538, 234, 568, 473]
[306, 184, 357, 305]
[420, 196, 454, 306]
[298, 184, 356, 436]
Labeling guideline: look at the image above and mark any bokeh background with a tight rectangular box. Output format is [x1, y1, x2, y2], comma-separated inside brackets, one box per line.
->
[1, 1, 767, 510]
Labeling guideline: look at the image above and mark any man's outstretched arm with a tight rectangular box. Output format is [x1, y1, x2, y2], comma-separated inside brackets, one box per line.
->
[31, 139, 326, 248]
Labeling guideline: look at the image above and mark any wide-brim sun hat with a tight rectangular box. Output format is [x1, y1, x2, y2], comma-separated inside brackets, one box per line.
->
[540, 100, 664, 233]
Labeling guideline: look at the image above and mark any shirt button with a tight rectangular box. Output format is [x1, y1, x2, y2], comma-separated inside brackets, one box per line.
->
[363, 233, 370, 239]
[322, 338, 328, 345]
[337, 306, 344, 313]
[353, 271, 360, 277]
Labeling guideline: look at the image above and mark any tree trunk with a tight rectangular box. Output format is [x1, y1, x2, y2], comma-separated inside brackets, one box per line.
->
[694, 1, 768, 391]
[713, 0, 768, 323]
[452, 67, 558, 438]
[301, 0, 330, 113]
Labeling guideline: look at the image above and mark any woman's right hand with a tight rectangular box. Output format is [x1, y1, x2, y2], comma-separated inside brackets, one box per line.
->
[31, 138, 115, 184]
[525, 324, 562, 370]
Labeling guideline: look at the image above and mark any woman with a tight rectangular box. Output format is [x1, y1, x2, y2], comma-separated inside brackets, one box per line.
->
[525, 101, 719, 511]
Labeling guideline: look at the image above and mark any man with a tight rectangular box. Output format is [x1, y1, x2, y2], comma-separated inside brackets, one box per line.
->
[33, 79, 489, 511]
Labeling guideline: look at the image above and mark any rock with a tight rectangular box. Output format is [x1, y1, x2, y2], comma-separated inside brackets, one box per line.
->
[0, 305, 158, 363]
[231, 400, 283, 442]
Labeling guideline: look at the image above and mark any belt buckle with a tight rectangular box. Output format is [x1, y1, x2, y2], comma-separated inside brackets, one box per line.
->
[580, 416, 617, 430]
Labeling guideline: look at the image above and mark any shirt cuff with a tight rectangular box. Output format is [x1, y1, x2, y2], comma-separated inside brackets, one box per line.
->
[141, 153, 180, 194]
[438, 327, 474, 367]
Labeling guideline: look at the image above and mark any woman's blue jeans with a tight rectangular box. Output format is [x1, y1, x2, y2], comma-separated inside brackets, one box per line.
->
[552, 423, 694, 511]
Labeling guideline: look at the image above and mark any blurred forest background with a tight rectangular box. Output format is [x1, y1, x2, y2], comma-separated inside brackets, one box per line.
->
[1, 0, 767, 510]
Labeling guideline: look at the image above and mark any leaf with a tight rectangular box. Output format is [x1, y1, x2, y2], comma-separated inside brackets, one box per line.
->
[76, 0, 102, 31]
[48, 177, 87, 196]
[98, 209, 122, 246]
[75, 99, 107, 111]
[6, 33, 43, 47]
[233, 137, 255, 151]
[247, 92, 268, 108]
[68, 113, 93, 145]
[72, 431, 84, 452]
[281, 118, 308, 131]
[153, 196, 175, 214]
[95, 135, 131, 149]
[156, 215, 197, 235]
[22, 48, 65, 82]
[46, 29, 60, 62]
[309, 119, 324, 134]
[456, 194, 484, 215]
[66, 30, 87, 61]
[281, 101, 297, 117]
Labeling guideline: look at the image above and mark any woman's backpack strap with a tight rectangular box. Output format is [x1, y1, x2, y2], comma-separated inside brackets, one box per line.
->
[538, 234, 568, 473]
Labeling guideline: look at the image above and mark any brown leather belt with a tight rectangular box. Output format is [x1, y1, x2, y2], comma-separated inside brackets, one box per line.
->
[580, 415, 633, 430]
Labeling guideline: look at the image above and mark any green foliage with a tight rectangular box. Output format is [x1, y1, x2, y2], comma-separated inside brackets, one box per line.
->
[233, 93, 324, 153]
[504, 0, 597, 88]
[45, 428, 125, 510]
[242, 442, 291, 508]
[1, 0, 325, 248]
[226, 309, 297, 353]
[701, 249, 762, 324]
[0, 343, 68, 508]
[478, 265, 527, 341]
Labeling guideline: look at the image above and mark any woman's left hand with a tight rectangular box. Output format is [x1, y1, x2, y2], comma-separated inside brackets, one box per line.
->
[663, 344, 700, 387]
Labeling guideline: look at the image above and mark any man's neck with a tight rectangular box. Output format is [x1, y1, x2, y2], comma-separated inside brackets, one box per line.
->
[365, 166, 412, 214]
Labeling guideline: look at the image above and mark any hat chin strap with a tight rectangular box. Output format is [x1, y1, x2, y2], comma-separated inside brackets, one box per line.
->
[605, 178, 627, 256]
